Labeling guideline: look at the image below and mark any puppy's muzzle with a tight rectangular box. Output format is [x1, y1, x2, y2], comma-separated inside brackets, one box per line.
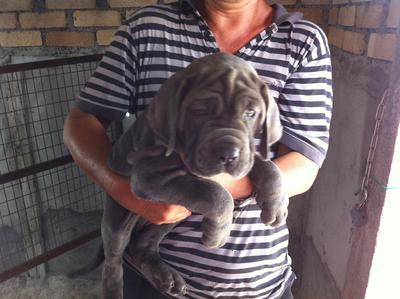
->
[189, 129, 252, 178]
[213, 142, 240, 166]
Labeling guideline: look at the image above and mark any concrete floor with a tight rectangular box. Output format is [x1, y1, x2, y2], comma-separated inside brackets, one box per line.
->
[0, 275, 101, 299]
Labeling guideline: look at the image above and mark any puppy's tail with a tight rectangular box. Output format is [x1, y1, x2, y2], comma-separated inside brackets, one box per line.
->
[67, 243, 104, 278]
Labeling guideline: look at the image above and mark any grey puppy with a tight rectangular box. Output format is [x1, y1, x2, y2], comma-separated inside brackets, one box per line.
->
[72, 53, 288, 299]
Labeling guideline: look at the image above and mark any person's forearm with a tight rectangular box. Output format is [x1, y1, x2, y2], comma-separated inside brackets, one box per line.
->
[213, 145, 319, 199]
[63, 108, 191, 224]
[273, 145, 319, 197]
[63, 108, 141, 211]
[210, 173, 253, 199]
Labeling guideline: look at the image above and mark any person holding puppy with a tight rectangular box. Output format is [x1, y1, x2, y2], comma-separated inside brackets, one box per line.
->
[63, 0, 332, 298]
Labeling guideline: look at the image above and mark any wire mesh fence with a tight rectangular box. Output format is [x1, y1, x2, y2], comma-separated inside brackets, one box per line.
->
[0, 55, 118, 281]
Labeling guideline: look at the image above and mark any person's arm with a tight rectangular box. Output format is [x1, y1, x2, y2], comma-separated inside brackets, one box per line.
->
[210, 143, 319, 199]
[63, 107, 191, 225]
[274, 143, 319, 197]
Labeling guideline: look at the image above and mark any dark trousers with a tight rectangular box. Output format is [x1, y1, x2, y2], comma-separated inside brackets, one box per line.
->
[123, 263, 294, 299]
[123, 263, 169, 299]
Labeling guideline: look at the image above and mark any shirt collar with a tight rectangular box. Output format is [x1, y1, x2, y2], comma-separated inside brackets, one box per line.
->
[179, 0, 303, 26]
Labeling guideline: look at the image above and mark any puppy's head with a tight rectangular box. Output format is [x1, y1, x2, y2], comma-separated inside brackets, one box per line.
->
[147, 53, 282, 178]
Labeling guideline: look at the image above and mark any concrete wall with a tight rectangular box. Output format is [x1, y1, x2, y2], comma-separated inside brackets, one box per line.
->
[342, 35, 400, 299]
[288, 5, 400, 299]
[291, 50, 395, 299]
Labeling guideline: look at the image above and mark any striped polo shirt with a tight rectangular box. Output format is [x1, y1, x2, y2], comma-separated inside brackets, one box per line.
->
[77, 1, 332, 298]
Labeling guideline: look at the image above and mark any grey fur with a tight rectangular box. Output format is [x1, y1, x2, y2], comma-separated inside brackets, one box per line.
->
[84, 53, 287, 298]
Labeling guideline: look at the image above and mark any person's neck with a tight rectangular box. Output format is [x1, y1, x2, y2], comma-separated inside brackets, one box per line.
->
[203, 0, 259, 16]
[197, 0, 274, 53]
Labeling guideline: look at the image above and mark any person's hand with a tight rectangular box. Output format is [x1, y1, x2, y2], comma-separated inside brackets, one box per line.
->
[135, 200, 192, 225]
[109, 175, 192, 225]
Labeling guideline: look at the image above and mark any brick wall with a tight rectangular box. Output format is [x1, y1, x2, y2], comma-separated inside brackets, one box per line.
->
[0, 0, 170, 56]
[0, 0, 398, 60]
[272, 0, 398, 62]
[330, 1, 398, 61]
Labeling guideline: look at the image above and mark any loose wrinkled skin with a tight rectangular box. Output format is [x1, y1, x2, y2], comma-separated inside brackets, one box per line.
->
[77, 53, 287, 298]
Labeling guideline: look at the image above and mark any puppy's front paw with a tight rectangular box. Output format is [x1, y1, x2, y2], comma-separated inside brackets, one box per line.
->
[250, 157, 289, 227]
[201, 218, 232, 248]
[258, 193, 289, 227]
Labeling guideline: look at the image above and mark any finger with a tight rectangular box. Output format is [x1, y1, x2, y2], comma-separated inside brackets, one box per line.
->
[175, 210, 192, 221]
[176, 211, 192, 222]
[160, 210, 192, 224]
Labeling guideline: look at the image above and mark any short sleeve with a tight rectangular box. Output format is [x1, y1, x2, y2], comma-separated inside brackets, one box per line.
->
[76, 22, 137, 121]
[278, 25, 332, 167]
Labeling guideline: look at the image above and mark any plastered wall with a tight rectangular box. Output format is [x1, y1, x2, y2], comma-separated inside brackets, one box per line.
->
[282, 1, 399, 299]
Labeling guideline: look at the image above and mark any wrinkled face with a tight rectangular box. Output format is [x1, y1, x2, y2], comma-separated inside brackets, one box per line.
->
[178, 72, 266, 179]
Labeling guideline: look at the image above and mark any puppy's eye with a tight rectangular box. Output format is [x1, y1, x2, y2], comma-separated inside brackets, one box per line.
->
[244, 109, 256, 118]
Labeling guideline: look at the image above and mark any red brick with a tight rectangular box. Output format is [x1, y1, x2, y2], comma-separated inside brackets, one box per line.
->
[19, 12, 66, 29]
[0, 0, 32, 12]
[367, 34, 397, 61]
[289, 7, 324, 25]
[387, 1, 400, 28]
[46, 31, 95, 47]
[74, 10, 121, 27]
[342, 31, 367, 55]
[46, 0, 95, 9]
[96, 29, 117, 45]
[0, 31, 42, 47]
[356, 5, 384, 28]
[338, 6, 356, 26]
[328, 8, 339, 25]
[268, 0, 297, 5]
[0, 13, 17, 29]
[108, 0, 157, 8]
[328, 26, 345, 48]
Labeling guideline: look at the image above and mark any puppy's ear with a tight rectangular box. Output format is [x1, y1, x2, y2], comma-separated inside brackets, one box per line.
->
[259, 84, 283, 160]
[146, 72, 190, 156]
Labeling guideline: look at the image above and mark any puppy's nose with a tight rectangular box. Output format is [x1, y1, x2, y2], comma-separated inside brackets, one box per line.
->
[215, 145, 240, 165]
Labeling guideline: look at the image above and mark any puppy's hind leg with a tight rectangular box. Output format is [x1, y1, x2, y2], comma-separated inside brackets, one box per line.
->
[102, 196, 139, 299]
[128, 224, 187, 297]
